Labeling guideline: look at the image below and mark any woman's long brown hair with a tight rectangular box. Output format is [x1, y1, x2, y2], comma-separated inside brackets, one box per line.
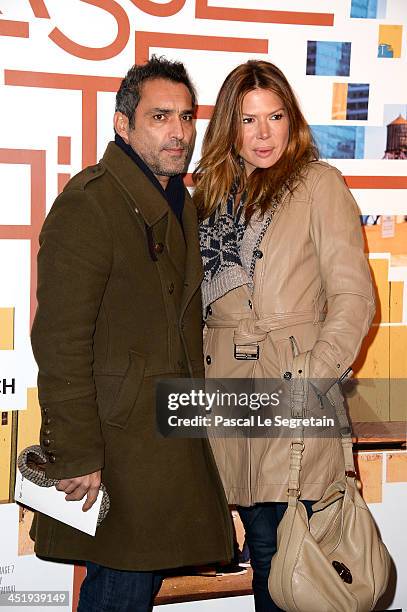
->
[193, 60, 318, 221]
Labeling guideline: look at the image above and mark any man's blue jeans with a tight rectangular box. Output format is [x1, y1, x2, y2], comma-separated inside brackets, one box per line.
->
[238, 501, 314, 612]
[77, 561, 163, 612]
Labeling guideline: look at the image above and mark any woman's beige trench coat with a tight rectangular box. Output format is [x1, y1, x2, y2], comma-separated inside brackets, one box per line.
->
[204, 161, 375, 505]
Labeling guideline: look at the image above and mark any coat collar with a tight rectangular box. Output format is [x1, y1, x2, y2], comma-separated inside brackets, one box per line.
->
[102, 141, 169, 227]
[101, 141, 203, 315]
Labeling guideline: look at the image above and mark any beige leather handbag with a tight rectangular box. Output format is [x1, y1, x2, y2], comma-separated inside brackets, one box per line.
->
[268, 352, 391, 612]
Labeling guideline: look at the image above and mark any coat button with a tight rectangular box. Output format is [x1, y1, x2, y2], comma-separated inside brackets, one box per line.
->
[43, 439, 51, 447]
[283, 371, 292, 380]
[254, 249, 263, 259]
[207, 305, 212, 316]
[168, 282, 174, 294]
[44, 429, 51, 436]
[154, 242, 164, 254]
[206, 355, 212, 365]
[42, 407, 48, 415]
[44, 417, 51, 425]
[48, 453, 56, 463]
[248, 300, 253, 309]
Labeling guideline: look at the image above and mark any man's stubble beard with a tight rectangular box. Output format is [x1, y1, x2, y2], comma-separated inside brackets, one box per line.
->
[147, 142, 191, 177]
[147, 154, 189, 177]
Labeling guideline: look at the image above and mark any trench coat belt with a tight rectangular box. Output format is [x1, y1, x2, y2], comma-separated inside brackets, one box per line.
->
[206, 310, 325, 347]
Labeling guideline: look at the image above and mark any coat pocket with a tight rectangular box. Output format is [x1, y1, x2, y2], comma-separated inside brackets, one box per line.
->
[105, 350, 146, 429]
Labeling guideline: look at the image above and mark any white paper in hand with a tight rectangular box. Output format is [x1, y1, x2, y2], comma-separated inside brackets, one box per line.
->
[15, 469, 102, 536]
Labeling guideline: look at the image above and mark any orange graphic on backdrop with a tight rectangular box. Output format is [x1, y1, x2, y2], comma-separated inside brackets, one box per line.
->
[29, 0, 186, 19]
[345, 176, 407, 189]
[49, 0, 130, 61]
[195, 0, 334, 26]
[0, 19, 29, 37]
[130, 0, 186, 16]
[5, 71, 121, 168]
[28, 0, 50, 18]
[27, 0, 334, 25]
[0, 150, 46, 328]
[135, 30, 268, 63]
[5, 0, 130, 60]
[58, 137, 71, 166]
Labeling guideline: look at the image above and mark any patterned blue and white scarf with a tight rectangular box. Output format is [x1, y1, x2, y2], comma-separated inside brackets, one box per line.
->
[199, 191, 273, 312]
[198, 167, 305, 312]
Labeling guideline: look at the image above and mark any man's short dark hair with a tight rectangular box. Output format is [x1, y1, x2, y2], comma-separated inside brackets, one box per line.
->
[115, 55, 196, 128]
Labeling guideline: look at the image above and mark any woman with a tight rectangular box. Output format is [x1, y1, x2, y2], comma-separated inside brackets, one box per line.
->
[193, 61, 375, 611]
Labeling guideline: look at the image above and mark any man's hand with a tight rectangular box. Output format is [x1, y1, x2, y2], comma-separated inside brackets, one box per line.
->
[56, 470, 101, 512]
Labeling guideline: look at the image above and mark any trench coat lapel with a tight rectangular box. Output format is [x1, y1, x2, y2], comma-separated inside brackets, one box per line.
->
[180, 194, 204, 319]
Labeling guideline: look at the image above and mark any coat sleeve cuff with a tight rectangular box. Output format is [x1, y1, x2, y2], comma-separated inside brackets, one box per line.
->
[39, 395, 105, 479]
[308, 342, 348, 395]
[44, 456, 104, 480]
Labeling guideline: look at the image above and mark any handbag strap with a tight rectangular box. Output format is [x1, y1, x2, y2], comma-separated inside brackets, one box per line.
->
[287, 351, 309, 504]
[288, 352, 356, 503]
[326, 383, 356, 476]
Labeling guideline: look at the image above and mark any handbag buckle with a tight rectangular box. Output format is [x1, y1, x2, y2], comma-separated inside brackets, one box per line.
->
[290, 441, 305, 451]
[287, 488, 301, 498]
[234, 344, 259, 360]
[332, 561, 353, 584]
[346, 470, 362, 489]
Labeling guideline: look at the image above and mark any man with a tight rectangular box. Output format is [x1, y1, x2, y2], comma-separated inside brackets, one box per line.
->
[30, 56, 233, 611]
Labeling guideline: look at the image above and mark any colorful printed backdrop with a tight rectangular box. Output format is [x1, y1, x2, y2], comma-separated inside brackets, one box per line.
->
[0, 1, 406, 609]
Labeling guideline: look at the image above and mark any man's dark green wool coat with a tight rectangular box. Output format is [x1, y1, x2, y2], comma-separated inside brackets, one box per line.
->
[30, 142, 233, 571]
